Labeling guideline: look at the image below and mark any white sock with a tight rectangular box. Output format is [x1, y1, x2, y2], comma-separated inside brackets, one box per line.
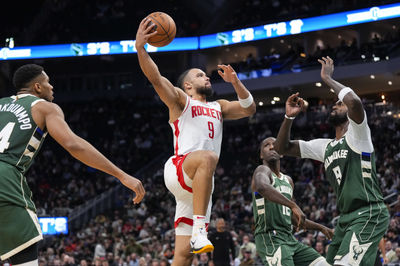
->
[193, 215, 206, 235]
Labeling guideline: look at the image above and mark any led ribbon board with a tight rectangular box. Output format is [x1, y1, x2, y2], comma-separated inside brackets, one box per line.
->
[38, 217, 68, 235]
[200, 3, 400, 48]
[1, 3, 399, 60]
[0, 37, 198, 60]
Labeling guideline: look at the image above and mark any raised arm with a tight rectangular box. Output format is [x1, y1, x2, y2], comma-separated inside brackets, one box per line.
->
[251, 165, 305, 229]
[216, 64, 256, 120]
[135, 18, 186, 114]
[32, 101, 145, 204]
[318, 56, 364, 124]
[274, 93, 304, 157]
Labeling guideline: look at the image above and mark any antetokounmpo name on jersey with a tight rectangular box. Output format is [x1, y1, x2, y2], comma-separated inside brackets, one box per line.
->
[0, 103, 32, 130]
[324, 149, 349, 169]
[277, 185, 292, 197]
[191, 105, 222, 121]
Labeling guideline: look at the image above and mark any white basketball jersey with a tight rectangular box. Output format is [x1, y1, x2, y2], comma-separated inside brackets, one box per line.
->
[170, 96, 223, 157]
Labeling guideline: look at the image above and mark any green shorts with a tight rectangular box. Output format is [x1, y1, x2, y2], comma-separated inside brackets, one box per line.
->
[326, 203, 389, 265]
[0, 205, 42, 260]
[255, 231, 324, 266]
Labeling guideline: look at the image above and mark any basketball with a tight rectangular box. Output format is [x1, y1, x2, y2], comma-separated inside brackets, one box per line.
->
[146, 12, 176, 47]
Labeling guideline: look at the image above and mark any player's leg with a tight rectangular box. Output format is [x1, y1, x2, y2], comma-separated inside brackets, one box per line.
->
[8, 243, 39, 266]
[164, 155, 195, 263]
[333, 204, 390, 266]
[169, 193, 196, 265]
[326, 220, 345, 265]
[172, 234, 193, 266]
[182, 150, 218, 216]
[164, 155, 213, 262]
[292, 242, 329, 266]
[255, 233, 295, 266]
[0, 205, 42, 264]
[182, 150, 218, 253]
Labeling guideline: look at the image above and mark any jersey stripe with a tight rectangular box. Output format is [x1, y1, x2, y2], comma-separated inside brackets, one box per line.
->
[15, 128, 37, 170]
[172, 154, 192, 193]
[182, 97, 191, 114]
[19, 172, 28, 208]
[173, 120, 180, 155]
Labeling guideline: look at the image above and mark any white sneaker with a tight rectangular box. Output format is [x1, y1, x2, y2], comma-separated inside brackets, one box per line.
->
[190, 228, 214, 254]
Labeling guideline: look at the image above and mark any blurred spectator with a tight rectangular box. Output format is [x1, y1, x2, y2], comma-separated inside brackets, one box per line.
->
[386, 240, 397, 263]
[392, 247, 400, 263]
[94, 239, 106, 261]
[209, 218, 235, 266]
[238, 235, 257, 260]
[239, 248, 255, 266]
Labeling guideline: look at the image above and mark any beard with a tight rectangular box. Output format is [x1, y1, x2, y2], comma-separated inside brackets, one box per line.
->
[267, 157, 279, 164]
[266, 151, 280, 164]
[196, 86, 214, 97]
[328, 112, 348, 127]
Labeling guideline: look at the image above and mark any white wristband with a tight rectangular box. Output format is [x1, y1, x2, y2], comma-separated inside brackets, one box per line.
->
[238, 93, 254, 108]
[338, 87, 353, 102]
[285, 114, 295, 120]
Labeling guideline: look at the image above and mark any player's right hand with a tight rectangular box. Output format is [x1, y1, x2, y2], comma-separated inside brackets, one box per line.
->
[120, 174, 145, 204]
[291, 204, 306, 230]
[383, 256, 389, 264]
[285, 92, 304, 118]
[135, 18, 158, 49]
[321, 226, 334, 240]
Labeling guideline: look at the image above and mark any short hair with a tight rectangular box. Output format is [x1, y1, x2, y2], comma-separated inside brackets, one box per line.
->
[176, 69, 192, 90]
[259, 137, 275, 150]
[13, 64, 44, 90]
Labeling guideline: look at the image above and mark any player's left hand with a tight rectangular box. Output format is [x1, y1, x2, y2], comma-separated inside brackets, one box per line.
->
[321, 226, 334, 240]
[318, 56, 334, 80]
[217, 64, 239, 84]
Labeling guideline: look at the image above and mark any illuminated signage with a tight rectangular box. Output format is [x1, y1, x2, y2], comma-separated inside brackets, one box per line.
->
[1, 3, 399, 60]
[0, 37, 198, 60]
[38, 217, 68, 235]
[200, 3, 400, 48]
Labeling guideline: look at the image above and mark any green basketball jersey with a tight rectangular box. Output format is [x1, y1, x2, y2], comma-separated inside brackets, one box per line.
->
[253, 172, 293, 236]
[324, 136, 383, 214]
[0, 94, 47, 210]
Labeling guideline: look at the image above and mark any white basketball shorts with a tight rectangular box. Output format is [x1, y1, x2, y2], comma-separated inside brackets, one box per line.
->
[164, 154, 213, 235]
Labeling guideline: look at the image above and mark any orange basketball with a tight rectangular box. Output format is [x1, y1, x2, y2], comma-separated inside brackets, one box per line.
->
[146, 12, 176, 47]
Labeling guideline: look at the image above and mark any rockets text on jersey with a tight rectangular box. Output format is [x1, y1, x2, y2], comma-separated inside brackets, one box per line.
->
[170, 96, 223, 157]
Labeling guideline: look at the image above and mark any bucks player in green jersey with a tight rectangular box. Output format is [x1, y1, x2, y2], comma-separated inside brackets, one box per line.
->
[252, 137, 333, 266]
[274, 57, 390, 266]
[0, 64, 145, 266]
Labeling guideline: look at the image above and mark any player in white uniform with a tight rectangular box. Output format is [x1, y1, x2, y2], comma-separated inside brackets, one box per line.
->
[136, 19, 256, 266]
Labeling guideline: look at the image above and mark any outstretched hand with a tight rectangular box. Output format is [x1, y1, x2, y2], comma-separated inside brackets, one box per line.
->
[285, 93, 305, 118]
[318, 56, 334, 80]
[217, 64, 240, 84]
[120, 174, 146, 204]
[135, 18, 158, 49]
